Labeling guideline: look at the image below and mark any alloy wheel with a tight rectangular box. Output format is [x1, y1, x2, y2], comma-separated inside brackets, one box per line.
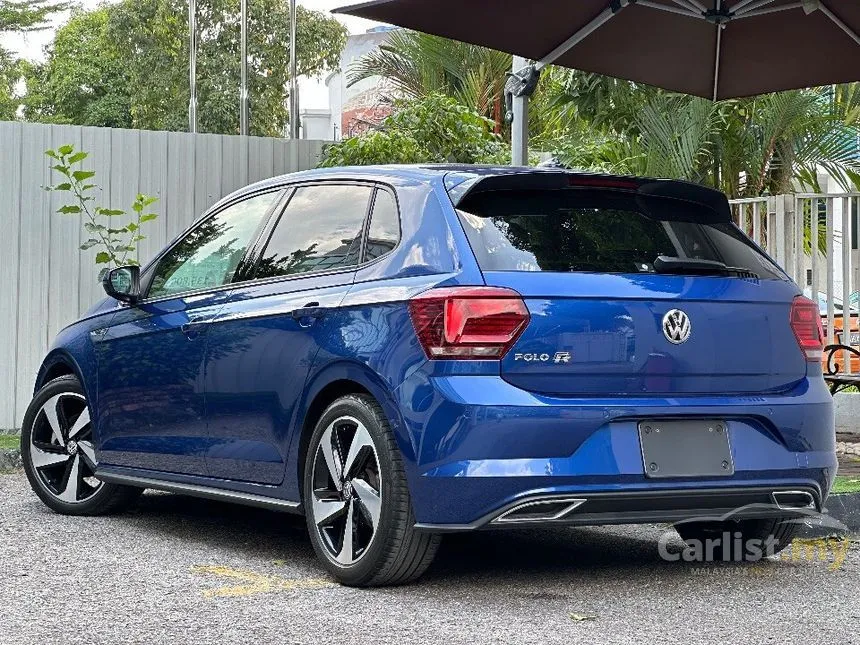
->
[28, 392, 102, 503]
[310, 416, 382, 565]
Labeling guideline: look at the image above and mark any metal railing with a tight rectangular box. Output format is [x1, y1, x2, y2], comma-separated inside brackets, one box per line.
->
[729, 193, 859, 374]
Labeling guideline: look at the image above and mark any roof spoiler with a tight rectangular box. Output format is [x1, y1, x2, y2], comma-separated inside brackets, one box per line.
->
[446, 170, 732, 223]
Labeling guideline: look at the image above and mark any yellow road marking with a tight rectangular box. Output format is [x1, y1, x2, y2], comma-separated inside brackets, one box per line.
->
[191, 565, 333, 598]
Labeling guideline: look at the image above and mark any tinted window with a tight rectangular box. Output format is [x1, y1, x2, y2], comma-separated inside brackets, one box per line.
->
[457, 189, 783, 279]
[255, 184, 372, 279]
[364, 189, 400, 261]
[149, 192, 278, 298]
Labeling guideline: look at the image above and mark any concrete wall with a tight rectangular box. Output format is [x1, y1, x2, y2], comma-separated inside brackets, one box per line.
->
[0, 121, 326, 429]
[835, 392, 860, 435]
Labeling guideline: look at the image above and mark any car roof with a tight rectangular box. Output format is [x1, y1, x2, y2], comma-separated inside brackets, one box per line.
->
[213, 164, 729, 221]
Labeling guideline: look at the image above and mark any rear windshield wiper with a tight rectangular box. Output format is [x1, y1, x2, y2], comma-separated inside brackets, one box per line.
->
[652, 255, 758, 278]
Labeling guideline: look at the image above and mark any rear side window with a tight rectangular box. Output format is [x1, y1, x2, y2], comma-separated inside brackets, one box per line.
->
[364, 189, 400, 261]
[457, 188, 783, 279]
[255, 184, 372, 279]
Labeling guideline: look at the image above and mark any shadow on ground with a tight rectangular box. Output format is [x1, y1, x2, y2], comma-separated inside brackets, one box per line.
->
[103, 490, 807, 587]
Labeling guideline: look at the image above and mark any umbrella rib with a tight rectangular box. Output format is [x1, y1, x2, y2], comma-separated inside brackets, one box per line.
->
[736, 2, 803, 20]
[538, 1, 630, 68]
[639, 1, 702, 19]
[680, 0, 708, 12]
[712, 20, 723, 101]
[733, 0, 778, 16]
[818, 1, 860, 45]
[669, 0, 704, 13]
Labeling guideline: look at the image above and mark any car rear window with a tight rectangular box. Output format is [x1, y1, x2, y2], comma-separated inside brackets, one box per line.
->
[456, 188, 783, 279]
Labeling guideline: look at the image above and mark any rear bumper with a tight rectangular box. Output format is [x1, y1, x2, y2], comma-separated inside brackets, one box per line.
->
[414, 486, 822, 532]
[397, 366, 836, 528]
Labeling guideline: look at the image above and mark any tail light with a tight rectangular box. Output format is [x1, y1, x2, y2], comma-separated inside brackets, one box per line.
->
[408, 287, 529, 359]
[790, 296, 824, 361]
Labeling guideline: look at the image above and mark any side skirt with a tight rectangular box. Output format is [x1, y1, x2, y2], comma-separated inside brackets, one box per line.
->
[97, 469, 303, 514]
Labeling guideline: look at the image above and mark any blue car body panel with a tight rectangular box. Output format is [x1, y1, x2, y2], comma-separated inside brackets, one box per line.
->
[34, 165, 837, 528]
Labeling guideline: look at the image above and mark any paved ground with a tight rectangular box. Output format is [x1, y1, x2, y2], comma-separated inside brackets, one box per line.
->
[1, 472, 858, 645]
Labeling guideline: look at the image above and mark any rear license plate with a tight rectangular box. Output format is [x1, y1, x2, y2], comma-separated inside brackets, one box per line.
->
[638, 420, 734, 478]
[850, 332, 859, 346]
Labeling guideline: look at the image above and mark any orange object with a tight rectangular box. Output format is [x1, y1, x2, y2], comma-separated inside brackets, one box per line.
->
[822, 313, 860, 374]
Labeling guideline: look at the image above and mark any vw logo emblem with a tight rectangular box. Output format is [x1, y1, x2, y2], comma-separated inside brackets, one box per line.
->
[662, 309, 691, 344]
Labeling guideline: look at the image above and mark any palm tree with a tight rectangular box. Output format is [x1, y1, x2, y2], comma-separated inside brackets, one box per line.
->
[542, 70, 860, 198]
[347, 30, 512, 132]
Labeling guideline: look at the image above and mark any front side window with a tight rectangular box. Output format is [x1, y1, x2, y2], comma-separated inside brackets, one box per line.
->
[255, 184, 372, 279]
[148, 191, 279, 299]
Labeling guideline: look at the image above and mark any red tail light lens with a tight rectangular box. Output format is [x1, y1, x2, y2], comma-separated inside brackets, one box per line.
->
[408, 287, 529, 359]
[790, 296, 824, 361]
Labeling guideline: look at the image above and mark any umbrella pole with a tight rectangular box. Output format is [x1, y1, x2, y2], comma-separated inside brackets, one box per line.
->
[511, 56, 529, 166]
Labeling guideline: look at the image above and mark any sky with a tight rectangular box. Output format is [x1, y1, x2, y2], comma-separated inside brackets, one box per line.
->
[0, 0, 382, 109]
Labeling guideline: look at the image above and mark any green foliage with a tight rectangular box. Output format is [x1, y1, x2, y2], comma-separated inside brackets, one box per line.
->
[348, 30, 511, 132]
[320, 130, 428, 167]
[46, 145, 159, 271]
[0, 47, 21, 120]
[538, 70, 860, 197]
[0, 0, 70, 32]
[106, 0, 347, 135]
[20, 0, 345, 134]
[319, 94, 505, 167]
[24, 8, 133, 127]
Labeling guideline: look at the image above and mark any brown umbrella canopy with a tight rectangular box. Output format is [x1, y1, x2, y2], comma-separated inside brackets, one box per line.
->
[336, 0, 860, 100]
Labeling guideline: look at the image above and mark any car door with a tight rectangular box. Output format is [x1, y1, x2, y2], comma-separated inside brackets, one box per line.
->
[95, 190, 283, 476]
[203, 183, 375, 485]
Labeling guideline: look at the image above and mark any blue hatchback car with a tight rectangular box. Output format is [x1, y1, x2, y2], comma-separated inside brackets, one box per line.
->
[22, 165, 836, 585]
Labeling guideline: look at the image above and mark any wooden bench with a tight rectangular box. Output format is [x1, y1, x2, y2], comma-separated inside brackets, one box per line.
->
[824, 344, 860, 394]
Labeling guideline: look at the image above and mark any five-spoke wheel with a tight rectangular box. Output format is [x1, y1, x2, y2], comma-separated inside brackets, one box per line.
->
[22, 375, 142, 515]
[311, 416, 382, 565]
[27, 391, 102, 504]
[304, 394, 440, 586]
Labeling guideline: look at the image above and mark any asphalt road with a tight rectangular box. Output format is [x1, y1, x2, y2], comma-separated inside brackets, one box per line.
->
[1, 471, 858, 645]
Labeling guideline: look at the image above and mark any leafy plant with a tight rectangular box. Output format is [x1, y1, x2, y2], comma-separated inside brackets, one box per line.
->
[319, 94, 505, 167]
[46, 144, 158, 273]
[348, 30, 512, 132]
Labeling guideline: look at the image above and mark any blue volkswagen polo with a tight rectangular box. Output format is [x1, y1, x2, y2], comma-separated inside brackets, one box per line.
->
[21, 166, 836, 585]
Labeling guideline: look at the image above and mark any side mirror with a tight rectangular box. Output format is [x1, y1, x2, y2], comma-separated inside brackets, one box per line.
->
[102, 265, 140, 304]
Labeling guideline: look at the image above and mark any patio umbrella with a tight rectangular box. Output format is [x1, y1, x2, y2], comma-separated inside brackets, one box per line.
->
[335, 0, 860, 159]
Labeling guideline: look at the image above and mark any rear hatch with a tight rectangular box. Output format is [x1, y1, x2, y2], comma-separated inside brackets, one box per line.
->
[452, 172, 807, 396]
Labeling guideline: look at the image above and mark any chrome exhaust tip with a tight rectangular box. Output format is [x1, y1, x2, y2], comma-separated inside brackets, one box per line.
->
[492, 497, 587, 524]
[771, 490, 816, 510]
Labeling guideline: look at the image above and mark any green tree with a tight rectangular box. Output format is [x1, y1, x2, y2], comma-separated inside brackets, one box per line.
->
[0, 1, 73, 120]
[0, 48, 21, 119]
[348, 30, 512, 133]
[24, 8, 132, 127]
[319, 93, 504, 167]
[106, 0, 347, 136]
[0, 0, 70, 32]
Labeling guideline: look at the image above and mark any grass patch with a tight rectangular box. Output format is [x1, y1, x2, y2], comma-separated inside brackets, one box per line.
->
[832, 475, 860, 495]
[0, 434, 20, 451]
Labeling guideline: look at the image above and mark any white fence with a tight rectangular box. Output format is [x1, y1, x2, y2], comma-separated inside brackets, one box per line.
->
[730, 193, 859, 373]
[0, 121, 326, 429]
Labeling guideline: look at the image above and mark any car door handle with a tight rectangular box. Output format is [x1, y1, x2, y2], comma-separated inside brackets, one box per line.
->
[181, 321, 210, 340]
[291, 303, 328, 320]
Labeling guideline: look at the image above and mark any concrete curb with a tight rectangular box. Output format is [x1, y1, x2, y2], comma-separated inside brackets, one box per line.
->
[0, 447, 21, 471]
[824, 492, 860, 534]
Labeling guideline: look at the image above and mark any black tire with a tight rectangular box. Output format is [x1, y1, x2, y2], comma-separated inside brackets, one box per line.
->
[674, 517, 802, 561]
[21, 374, 143, 516]
[303, 394, 440, 586]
